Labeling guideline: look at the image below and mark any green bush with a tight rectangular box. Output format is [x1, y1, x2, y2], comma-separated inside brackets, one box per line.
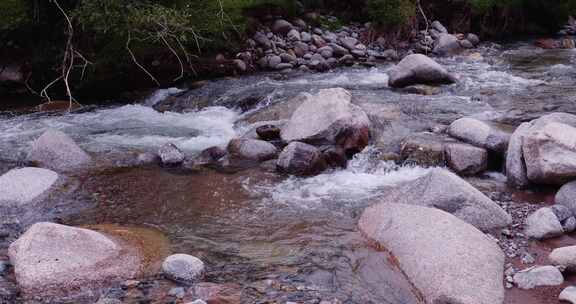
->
[0, 0, 29, 31]
[366, 0, 416, 26]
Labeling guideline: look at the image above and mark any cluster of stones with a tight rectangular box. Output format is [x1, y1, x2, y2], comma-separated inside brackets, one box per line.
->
[233, 17, 401, 73]
[559, 16, 576, 36]
[412, 20, 481, 56]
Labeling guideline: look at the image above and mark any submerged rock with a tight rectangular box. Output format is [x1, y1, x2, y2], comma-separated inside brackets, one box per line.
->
[525, 207, 564, 240]
[388, 54, 456, 88]
[380, 168, 511, 231]
[277, 142, 327, 176]
[0, 167, 59, 208]
[8, 222, 142, 298]
[28, 129, 91, 171]
[447, 118, 512, 152]
[513, 266, 564, 289]
[280, 88, 370, 155]
[359, 203, 505, 304]
[399, 132, 447, 167]
[162, 254, 205, 284]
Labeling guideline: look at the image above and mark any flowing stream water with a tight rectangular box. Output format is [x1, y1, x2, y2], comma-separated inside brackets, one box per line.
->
[0, 41, 576, 303]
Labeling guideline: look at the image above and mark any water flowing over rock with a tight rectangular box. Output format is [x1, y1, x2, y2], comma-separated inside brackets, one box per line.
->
[525, 207, 564, 239]
[388, 54, 456, 88]
[277, 142, 327, 176]
[549, 246, 576, 272]
[523, 122, 576, 184]
[227, 138, 278, 162]
[513, 266, 564, 289]
[8, 222, 141, 298]
[380, 168, 511, 230]
[0, 167, 59, 208]
[359, 203, 505, 304]
[556, 181, 576, 215]
[506, 113, 576, 188]
[162, 254, 205, 284]
[28, 129, 91, 172]
[280, 88, 370, 155]
[448, 118, 512, 152]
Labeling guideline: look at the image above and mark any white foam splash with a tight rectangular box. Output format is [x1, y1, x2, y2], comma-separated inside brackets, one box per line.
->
[0, 105, 238, 159]
[249, 148, 431, 208]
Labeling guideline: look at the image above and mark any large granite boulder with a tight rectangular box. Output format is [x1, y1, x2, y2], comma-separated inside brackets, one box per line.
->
[434, 33, 463, 56]
[280, 88, 370, 155]
[380, 168, 511, 231]
[227, 138, 278, 162]
[523, 122, 576, 184]
[513, 266, 564, 289]
[277, 142, 327, 176]
[549, 246, 576, 272]
[447, 118, 512, 152]
[28, 129, 91, 171]
[556, 180, 576, 215]
[359, 203, 505, 304]
[8, 222, 141, 298]
[506, 113, 576, 188]
[0, 167, 59, 208]
[445, 142, 488, 176]
[524, 207, 564, 240]
[388, 54, 456, 88]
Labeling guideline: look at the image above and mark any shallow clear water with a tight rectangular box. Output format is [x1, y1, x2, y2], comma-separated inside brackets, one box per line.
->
[1, 41, 576, 303]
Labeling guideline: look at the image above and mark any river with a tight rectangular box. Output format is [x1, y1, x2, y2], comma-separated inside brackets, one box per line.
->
[0, 41, 575, 303]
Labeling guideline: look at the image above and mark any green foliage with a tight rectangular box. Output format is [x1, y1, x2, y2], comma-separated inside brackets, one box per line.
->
[0, 0, 30, 31]
[366, 0, 416, 26]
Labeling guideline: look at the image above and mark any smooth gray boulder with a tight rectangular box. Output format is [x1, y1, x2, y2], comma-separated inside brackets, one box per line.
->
[280, 88, 370, 155]
[560, 286, 576, 304]
[162, 254, 205, 284]
[434, 33, 463, 56]
[447, 118, 512, 152]
[506, 123, 532, 188]
[381, 168, 511, 231]
[277, 142, 327, 176]
[513, 266, 564, 289]
[431, 20, 448, 33]
[388, 54, 456, 88]
[506, 113, 576, 188]
[549, 246, 576, 271]
[227, 138, 278, 162]
[445, 142, 488, 175]
[0, 167, 59, 207]
[272, 20, 293, 34]
[8, 222, 141, 297]
[523, 122, 576, 184]
[28, 129, 91, 171]
[556, 180, 576, 215]
[467, 33, 480, 46]
[525, 207, 564, 239]
[359, 203, 505, 304]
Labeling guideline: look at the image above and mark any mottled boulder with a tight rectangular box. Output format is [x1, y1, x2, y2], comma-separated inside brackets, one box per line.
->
[228, 138, 278, 162]
[525, 207, 564, 240]
[556, 181, 576, 215]
[162, 254, 205, 284]
[434, 34, 463, 56]
[28, 129, 91, 171]
[8, 223, 141, 297]
[281, 88, 370, 155]
[523, 122, 576, 184]
[359, 204, 505, 304]
[549, 246, 576, 272]
[447, 118, 512, 152]
[388, 54, 456, 88]
[445, 142, 488, 175]
[0, 168, 59, 208]
[381, 168, 511, 231]
[277, 142, 327, 176]
[513, 266, 564, 289]
[158, 143, 185, 166]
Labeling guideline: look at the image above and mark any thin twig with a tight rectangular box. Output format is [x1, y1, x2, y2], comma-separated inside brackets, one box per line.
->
[126, 32, 160, 86]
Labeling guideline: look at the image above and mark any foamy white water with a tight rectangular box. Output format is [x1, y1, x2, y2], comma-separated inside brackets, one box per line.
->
[0, 104, 238, 160]
[142, 87, 184, 106]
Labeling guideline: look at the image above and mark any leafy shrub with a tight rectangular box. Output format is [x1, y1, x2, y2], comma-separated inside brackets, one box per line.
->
[366, 0, 416, 26]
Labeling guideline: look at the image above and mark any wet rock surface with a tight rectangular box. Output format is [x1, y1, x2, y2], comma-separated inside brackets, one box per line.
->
[28, 129, 92, 172]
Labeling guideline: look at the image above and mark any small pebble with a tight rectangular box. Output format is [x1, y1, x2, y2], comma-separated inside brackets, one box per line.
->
[168, 287, 186, 299]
